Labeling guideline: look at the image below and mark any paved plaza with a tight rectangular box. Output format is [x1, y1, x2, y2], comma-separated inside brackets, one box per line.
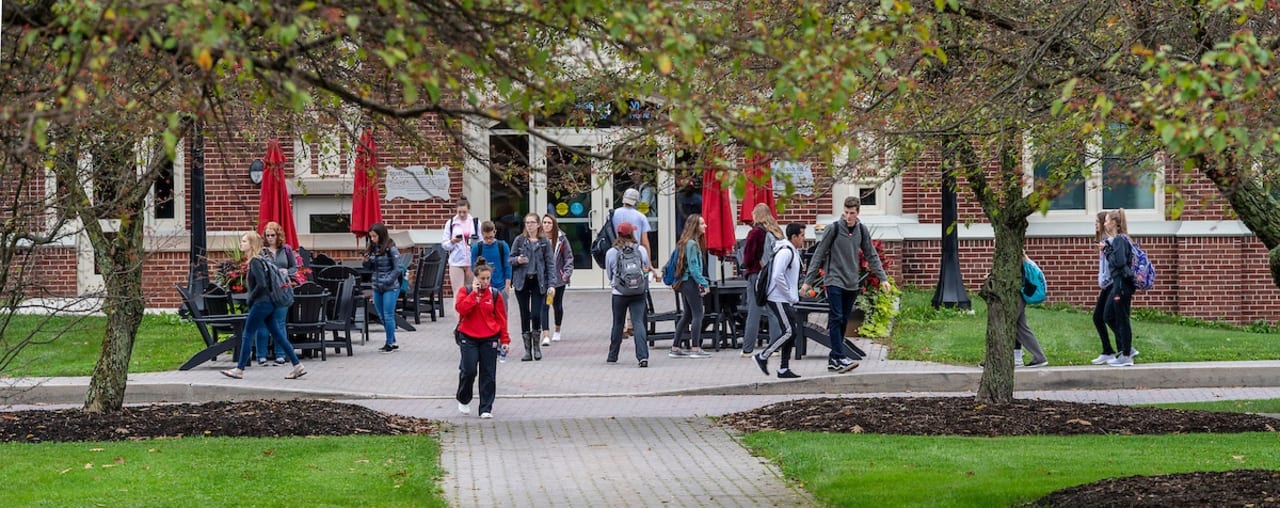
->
[5, 290, 1280, 507]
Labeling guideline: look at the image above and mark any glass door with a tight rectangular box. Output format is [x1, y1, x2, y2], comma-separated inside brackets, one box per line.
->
[534, 133, 611, 287]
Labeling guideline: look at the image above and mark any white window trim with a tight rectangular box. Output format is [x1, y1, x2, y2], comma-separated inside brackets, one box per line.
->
[292, 196, 352, 235]
[1023, 138, 1165, 222]
[294, 105, 361, 180]
[831, 141, 902, 217]
[145, 138, 185, 232]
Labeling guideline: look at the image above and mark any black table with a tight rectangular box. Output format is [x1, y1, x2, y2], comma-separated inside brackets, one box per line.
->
[707, 279, 748, 350]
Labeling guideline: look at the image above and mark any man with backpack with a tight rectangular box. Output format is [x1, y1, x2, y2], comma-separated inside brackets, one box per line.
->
[752, 223, 806, 378]
[800, 196, 888, 374]
[605, 222, 652, 367]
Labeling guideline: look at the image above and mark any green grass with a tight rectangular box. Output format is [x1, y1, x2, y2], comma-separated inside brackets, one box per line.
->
[887, 288, 1280, 366]
[2, 313, 201, 377]
[0, 435, 444, 507]
[1149, 399, 1280, 414]
[742, 431, 1279, 507]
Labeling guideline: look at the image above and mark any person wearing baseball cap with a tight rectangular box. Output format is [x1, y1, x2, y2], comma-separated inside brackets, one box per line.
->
[613, 188, 652, 261]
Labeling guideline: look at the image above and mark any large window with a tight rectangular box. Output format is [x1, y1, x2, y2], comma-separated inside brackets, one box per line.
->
[1024, 130, 1163, 221]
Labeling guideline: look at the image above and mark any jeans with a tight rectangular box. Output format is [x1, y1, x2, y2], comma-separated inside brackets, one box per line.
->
[825, 285, 858, 360]
[457, 337, 499, 414]
[514, 278, 544, 334]
[254, 305, 288, 361]
[608, 294, 649, 362]
[741, 272, 781, 353]
[1092, 286, 1116, 355]
[673, 281, 704, 350]
[371, 288, 400, 346]
[1105, 282, 1134, 357]
[541, 285, 566, 331]
[237, 300, 300, 370]
[761, 300, 798, 370]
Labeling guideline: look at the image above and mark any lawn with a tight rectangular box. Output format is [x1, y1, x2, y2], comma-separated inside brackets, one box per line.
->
[885, 288, 1279, 366]
[742, 431, 1280, 507]
[1151, 399, 1280, 414]
[2, 313, 200, 378]
[0, 435, 444, 507]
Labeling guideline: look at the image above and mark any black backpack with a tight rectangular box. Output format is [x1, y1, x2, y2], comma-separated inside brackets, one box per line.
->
[613, 245, 648, 296]
[591, 209, 616, 267]
[257, 256, 295, 308]
[754, 243, 794, 304]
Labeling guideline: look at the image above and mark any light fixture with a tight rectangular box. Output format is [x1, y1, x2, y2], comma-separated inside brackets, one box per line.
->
[249, 158, 264, 185]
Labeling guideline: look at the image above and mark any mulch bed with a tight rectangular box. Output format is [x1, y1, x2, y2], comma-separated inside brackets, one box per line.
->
[0, 399, 434, 443]
[722, 396, 1280, 507]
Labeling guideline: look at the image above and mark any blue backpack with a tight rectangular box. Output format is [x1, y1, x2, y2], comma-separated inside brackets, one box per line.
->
[1021, 258, 1046, 304]
[661, 247, 680, 285]
[1125, 236, 1156, 291]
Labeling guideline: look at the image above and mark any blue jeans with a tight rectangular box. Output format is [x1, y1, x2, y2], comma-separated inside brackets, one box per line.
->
[608, 294, 649, 362]
[371, 288, 400, 346]
[825, 285, 858, 361]
[237, 300, 300, 370]
[457, 337, 500, 414]
[254, 306, 288, 361]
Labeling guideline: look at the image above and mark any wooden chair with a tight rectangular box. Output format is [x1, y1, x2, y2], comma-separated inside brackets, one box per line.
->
[286, 282, 330, 361]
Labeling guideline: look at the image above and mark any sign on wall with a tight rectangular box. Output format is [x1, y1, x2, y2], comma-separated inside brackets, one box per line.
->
[771, 160, 814, 196]
[385, 166, 451, 201]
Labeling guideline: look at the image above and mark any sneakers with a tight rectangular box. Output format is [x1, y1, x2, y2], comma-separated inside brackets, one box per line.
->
[552, 332, 562, 342]
[639, 359, 648, 368]
[257, 359, 268, 367]
[1090, 354, 1116, 365]
[458, 402, 470, 415]
[827, 359, 841, 372]
[221, 368, 244, 379]
[777, 369, 801, 379]
[687, 350, 712, 359]
[740, 351, 755, 358]
[835, 359, 860, 373]
[541, 335, 551, 347]
[1130, 348, 1139, 357]
[378, 345, 396, 353]
[668, 349, 687, 358]
[390, 344, 400, 350]
[754, 353, 769, 375]
[285, 365, 307, 379]
[1023, 359, 1049, 368]
[479, 412, 493, 419]
[1107, 355, 1134, 367]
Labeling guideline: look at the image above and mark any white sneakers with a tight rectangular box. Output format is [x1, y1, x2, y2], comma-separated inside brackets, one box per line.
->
[541, 334, 551, 347]
[1091, 354, 1115, 365]
[458, 402, 470, 415]
[480, 412, 493, 419]
[1108, 355, 1135, 367]
[1093, 348, 1138, 365]
[552, 332, 562, 342]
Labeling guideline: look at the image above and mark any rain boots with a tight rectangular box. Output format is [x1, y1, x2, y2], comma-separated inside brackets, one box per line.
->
[532, 331, 543, 361]
[521, 332, 534, 362]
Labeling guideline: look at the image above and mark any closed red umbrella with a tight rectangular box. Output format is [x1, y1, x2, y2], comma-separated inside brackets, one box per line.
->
[350, 128, 383, 240]
[738, 153, 775, 222]
[258, 138, 300, 249]
[702, 166, 736, 258]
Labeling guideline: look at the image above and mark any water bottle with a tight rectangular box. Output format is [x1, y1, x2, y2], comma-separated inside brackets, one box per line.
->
[499, 346, 507, 363]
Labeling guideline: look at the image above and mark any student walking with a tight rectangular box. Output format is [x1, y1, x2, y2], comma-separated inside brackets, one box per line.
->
[221, 231, 306, 380]
[740, 204, 784, 357]
[365, 223, 404, 353]
[442, 197, 479, 293]
[1101, 209, 1137, 367]
[255, 221, 296, 366]
[800, 196, 888, 373]
[1015, 254, 1049, 368]
[541, 214, 573, 345]
[753, 223, 805, 378]
[509, 212, 556, 361]
[470, 220, 512, 301]
[455, 258, 511, 419]
[1090, 211, 1118, 364]
[671, 214, 711, 358]
[605, 222, 651, 367]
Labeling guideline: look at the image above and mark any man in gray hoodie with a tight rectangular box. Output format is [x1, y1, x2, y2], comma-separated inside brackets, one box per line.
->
[800, 196, 889, 373]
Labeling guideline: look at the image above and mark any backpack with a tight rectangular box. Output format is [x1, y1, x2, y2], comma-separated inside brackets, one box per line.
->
[591, 210, 616, 267]
[755, 243, 794, 304]
[612, 245, 648, 296]
[661, 247, 681, 286]
[1125, 236, 1156, 291]
[453, 287, 503, 343]
[1021, 258, 1047, 304]
[257, 256, 295, 308]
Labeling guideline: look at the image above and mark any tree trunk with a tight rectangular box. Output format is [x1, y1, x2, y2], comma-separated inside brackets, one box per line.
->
[83, 212, 146, 413]
[975, 217, 1027, 404]
[1199, 155, 1280, 287]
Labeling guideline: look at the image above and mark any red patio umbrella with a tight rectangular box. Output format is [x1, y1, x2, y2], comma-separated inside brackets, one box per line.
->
[350, 128, 383, 241]
[702, 166, 736, 259]
[258, 138, 300, 249]
[738, 153, 776, 222]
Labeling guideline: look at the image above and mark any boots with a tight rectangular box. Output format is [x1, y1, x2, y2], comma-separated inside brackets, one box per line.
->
[521, 332, 534, 362]
[532, 331, 543, 361]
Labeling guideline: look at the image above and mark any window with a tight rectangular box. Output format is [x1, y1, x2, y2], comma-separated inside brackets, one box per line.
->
[1023, 130, 1163, 221]
[831, 138, 901, 217]
[46, 137, 185, 232]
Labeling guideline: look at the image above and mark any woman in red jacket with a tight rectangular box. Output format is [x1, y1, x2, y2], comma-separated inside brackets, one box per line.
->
[455, 258, 511, 419]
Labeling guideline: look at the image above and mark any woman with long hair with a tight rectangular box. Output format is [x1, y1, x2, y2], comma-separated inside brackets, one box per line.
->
[1090, 211, 1116, 364]
[541, 214, 573, 345]
[671, 214, 711, 358]
[455, 258, 510, 419]
[740, 204, 785, 357]
[509, 212, 556, 361]
[221, 231, 306, 380]
[254, 221, 296, 366]
[365, 223, 404, 353]
[1101, 209, 1137, 366]
[606, 222, 651, 367]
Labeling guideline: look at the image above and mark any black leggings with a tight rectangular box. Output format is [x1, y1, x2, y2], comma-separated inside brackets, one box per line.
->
[673, 282, 704, 350]
[1092, 286, 1116, 355]
[541, 285, 566, 330]
[1105, 283, 1135, 357]
[514, 277, 544, 334]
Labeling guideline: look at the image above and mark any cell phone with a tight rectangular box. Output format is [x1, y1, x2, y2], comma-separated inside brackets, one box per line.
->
[455, 234, 463, 240]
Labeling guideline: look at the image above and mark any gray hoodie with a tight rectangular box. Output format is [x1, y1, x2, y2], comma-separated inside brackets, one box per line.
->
[803, 219, 887, 291]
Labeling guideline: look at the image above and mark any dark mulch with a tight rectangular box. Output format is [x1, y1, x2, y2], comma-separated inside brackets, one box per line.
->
[722, 396, 1280, 507]
[0, 399, 434, 443]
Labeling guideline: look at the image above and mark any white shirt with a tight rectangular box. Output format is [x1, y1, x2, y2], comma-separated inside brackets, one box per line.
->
[767, 242, 800, 304]
[441, 215, 477, 267]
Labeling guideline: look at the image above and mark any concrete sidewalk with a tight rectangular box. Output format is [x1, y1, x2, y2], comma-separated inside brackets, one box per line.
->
[5, 290, 1279, 508]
